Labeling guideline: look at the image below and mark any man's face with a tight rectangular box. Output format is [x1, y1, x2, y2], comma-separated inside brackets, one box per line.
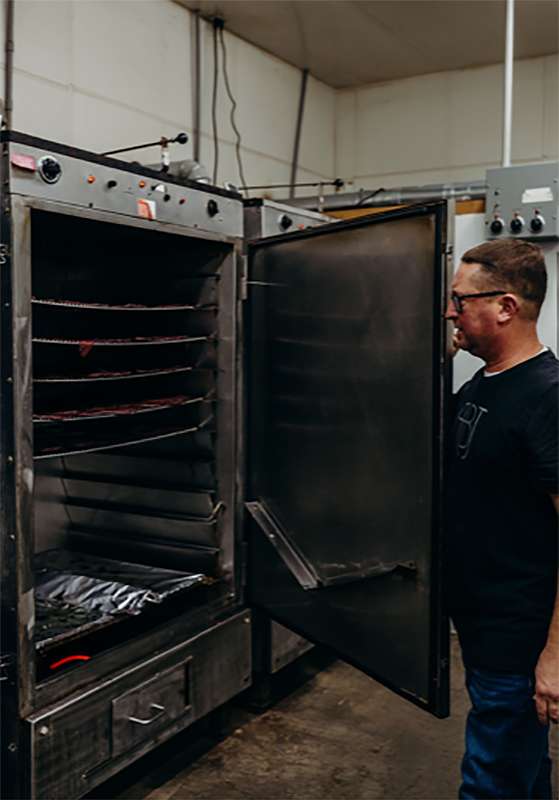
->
[445, 262, 502, 358]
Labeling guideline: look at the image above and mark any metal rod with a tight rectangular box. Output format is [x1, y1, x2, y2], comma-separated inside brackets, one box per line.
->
[3, 0, 15, 129]
[32, 333, 213, 346]
[502, 0, 515, 167]
[101, 133, 188, 157]
[102, 140, 167, 156]
[192, 10, 201, 162]
[289, 68, 309, 199]
[245, 180, 342, 191]
[34, 416, 214, 461]
[279, 180, 487, 212]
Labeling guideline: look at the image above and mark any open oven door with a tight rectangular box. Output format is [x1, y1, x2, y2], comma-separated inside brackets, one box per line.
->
[246, 202, 451, 717]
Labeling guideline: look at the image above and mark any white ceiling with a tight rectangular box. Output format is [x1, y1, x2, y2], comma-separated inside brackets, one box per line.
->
[180, 0, 558, 89]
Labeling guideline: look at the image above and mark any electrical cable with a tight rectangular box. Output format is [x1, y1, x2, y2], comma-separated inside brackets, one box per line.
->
[211, 22, 219, 185]
[218, 26, 248, 194]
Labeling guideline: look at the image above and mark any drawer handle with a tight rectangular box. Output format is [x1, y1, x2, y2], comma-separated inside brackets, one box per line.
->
[127, 703, 166, 726]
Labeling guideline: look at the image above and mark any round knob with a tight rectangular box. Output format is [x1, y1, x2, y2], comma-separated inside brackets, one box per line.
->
[279, 214, 293, 231]
[490, 218, 504, 235]
[510, 216, 524, 234]
[207, 199, 219, 217]
[106, 179, 117, 189]
[38, 156, 61, 184]
[530, 214, 545, 233]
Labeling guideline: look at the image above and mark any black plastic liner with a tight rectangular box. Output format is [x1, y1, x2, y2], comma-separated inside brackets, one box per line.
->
[34, 550, 211, 650]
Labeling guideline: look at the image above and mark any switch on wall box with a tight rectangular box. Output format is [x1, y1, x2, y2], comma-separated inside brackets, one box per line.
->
[486, 162, 559, 240]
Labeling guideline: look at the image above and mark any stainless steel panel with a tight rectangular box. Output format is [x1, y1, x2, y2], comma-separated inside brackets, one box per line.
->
[247, 204, 450, 716]
[8, 143, 243, 239]
[28, 611, 252, 800]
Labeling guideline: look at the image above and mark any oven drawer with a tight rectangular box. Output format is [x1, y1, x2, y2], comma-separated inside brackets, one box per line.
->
[27, 611, 251, 800]
[112, 658, 192, 758]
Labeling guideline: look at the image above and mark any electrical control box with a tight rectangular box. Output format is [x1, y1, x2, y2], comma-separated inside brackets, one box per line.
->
[485, 162, 559, 240]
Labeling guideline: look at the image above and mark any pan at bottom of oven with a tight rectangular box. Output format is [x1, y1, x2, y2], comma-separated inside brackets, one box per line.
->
[34, 550, 213, 652]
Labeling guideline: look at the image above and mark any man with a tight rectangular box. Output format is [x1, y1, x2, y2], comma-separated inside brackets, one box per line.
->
[445, 238, 559, 800]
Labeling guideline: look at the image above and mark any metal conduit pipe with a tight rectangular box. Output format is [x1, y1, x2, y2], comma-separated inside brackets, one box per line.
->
[289, 68, 309, 199]
[3, 0, 15, 129]
[192, 9, 201, 163]
[502, 0, 515, 167]
[281, 181, 487, 212]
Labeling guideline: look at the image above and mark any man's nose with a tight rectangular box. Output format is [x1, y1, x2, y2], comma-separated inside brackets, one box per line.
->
[444, 300, 457, 320]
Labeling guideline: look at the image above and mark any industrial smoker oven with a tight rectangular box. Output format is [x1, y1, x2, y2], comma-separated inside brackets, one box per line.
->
[0, 131, 249, 800]
[1, 132, 452, 800]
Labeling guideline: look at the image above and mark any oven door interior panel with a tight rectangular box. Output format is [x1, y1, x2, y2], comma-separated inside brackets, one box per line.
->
[246, 203, 449, 717]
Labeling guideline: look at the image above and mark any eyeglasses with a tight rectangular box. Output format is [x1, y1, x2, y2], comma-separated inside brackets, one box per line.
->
[450, 290, 507, 314]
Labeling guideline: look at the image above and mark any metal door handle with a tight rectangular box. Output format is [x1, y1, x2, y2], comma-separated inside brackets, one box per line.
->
[127, 703, 166, 726]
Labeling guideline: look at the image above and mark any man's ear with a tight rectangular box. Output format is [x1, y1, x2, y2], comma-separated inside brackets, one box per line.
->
[498, 293, 520, 321]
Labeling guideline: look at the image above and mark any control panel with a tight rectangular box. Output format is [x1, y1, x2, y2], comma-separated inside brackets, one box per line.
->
[244, 199, 335, 241]
[7, 143, 243, 239]
[485, 162, 559, 240]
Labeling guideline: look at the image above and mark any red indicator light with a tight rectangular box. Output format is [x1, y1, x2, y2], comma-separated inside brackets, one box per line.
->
[49, 655, 91, 670]
[87, 175, 96, 184]
[11, 153, 36, 172]
[138, 180, 146, 188]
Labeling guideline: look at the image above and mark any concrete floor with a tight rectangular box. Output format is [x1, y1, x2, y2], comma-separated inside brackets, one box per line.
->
[92, 635, 558, 800]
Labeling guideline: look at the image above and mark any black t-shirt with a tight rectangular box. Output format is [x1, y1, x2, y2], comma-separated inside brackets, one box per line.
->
[447, 350, 559, 673]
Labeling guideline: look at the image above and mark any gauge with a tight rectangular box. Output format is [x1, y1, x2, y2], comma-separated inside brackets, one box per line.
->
[38, 156, 62, 184]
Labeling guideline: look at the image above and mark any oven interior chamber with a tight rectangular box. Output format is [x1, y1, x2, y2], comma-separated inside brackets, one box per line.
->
[29, 210, 237, 679]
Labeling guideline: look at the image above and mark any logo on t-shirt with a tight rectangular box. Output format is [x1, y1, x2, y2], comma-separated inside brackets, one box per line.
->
[456, 402, 487, 460]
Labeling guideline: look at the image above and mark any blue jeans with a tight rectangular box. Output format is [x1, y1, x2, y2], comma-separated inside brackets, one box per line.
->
[460, 667, 552, 799]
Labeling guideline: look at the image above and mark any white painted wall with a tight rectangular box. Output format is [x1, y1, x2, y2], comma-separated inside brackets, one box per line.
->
[0, 2, 556, 198]
[0, 0, 336, 197]
[336, 54, 559, 191]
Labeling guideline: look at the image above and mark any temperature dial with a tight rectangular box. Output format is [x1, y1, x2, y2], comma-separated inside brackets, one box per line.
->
[509, 215, 525, 234]
[279, 214, 293, 231]
[38, 156, 62, 184]
[207, 199, 219, 217]
[490, 218, 505, 235]
[530, 214, 545, 233]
